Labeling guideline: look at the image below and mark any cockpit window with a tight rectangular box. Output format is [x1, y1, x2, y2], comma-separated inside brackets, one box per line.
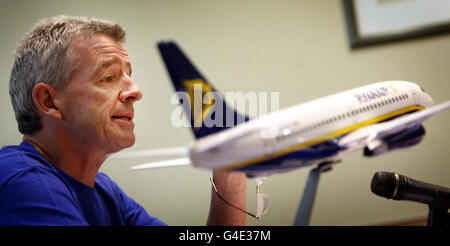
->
[420, 86, 426, 93]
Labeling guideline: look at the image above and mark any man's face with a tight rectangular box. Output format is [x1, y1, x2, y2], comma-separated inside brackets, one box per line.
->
[59, 34, 143, 153]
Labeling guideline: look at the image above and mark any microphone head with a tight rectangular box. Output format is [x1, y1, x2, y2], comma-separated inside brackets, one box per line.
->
[371, 171, 397, 199]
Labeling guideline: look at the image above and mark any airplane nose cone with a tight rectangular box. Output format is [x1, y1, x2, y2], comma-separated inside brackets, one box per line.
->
[415, 84, 434, 108]
[422, 93, 435, 108]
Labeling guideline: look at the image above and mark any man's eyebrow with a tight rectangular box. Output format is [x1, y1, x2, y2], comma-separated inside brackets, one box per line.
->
[95, 57, 132, 76]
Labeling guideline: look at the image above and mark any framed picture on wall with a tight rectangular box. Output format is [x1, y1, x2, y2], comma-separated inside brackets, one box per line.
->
[343, 0, 450, 48]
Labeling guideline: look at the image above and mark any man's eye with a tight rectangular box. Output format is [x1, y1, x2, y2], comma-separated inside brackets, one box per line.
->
[102, 76, 114, 83]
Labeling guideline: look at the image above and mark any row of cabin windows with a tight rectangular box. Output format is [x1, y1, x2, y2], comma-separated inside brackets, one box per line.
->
[275, 93, 409, 141]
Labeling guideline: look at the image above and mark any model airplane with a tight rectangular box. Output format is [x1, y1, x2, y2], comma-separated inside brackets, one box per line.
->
[109, 41, 449, 225]
[111, 41, 450, 178]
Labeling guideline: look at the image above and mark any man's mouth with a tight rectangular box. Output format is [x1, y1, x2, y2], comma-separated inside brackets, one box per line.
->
[112, 116, 132, 121]
[111, 113, 134, 121]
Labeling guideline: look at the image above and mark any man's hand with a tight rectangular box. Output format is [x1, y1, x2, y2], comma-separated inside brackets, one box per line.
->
[207, 170, 247, 226]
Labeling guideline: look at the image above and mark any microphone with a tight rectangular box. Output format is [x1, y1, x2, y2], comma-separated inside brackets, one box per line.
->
[371, 171, 450, 209]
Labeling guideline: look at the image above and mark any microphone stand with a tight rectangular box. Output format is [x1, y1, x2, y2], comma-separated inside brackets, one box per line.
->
[427, 206, 449, 226]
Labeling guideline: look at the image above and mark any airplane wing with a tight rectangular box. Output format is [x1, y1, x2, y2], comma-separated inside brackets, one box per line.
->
[338, 101, 450, 152]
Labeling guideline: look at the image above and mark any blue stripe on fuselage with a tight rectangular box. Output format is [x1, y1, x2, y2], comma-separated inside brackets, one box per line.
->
[236, 140, 342, 172]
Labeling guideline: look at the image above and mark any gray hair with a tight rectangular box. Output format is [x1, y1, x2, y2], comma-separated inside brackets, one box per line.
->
[9, 15, 126, 135]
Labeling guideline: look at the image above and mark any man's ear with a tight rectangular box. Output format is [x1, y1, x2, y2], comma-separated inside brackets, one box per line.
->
[32, 83, 63, 120]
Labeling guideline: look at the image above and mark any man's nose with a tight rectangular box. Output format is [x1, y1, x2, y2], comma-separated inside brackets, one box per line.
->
[119, 77, 143, 103]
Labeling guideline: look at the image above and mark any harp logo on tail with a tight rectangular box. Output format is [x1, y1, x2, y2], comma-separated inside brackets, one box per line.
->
[183, 79, 216, 130]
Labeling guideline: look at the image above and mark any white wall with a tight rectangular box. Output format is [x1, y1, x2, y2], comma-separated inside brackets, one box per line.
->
[0, 0, 448, 225]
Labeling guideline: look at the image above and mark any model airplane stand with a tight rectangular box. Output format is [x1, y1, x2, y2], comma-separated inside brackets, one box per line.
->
[293, 160, 340, 226]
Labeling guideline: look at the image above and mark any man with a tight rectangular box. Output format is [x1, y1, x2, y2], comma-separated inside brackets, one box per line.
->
[0, 16, 246, 226]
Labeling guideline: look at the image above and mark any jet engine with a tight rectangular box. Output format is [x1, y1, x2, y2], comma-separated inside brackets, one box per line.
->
[364, 124, 426, 157]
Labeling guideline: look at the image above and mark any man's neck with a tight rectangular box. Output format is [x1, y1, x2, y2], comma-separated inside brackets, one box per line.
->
[23, 132, 107, 188]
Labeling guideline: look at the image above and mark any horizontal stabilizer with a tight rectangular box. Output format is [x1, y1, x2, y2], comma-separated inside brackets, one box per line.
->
[108, 146, 189, 159]
[130, 158, 192, 170]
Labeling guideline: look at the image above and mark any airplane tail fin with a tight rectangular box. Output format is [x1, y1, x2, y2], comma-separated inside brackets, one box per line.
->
[157, 41, 250, 139]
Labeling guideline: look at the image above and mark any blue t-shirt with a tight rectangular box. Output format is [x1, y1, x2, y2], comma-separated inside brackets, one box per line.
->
[0, 141, 167, 226]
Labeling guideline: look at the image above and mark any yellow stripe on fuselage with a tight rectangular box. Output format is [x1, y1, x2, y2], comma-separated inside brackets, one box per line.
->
[225, 105, 425, 170]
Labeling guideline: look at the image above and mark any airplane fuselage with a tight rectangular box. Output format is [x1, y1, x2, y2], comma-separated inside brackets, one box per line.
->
[189, 81, 434, 176]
